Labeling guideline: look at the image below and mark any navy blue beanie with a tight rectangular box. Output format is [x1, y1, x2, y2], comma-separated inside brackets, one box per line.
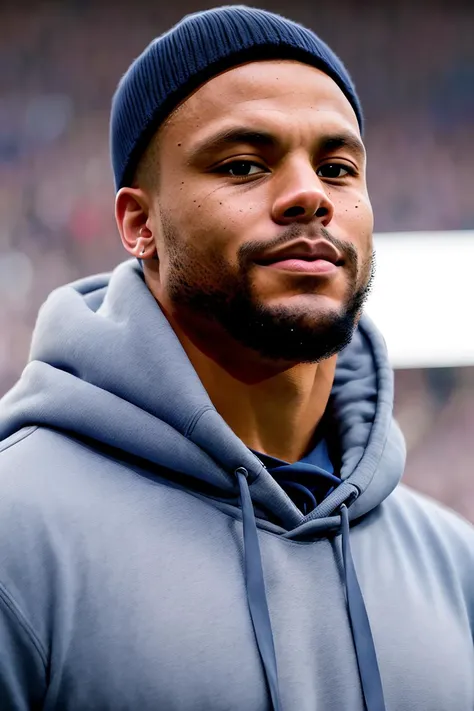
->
[110, 5, 363, 191]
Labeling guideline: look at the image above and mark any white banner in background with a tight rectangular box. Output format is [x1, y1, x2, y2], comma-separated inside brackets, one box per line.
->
[366, 231, 474, 369]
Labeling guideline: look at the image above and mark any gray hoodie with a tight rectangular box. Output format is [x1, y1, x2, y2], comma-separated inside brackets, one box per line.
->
[0, 259, 473, 711]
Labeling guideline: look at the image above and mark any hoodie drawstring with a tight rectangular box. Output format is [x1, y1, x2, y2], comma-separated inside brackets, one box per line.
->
[236, 467, 282, 711]
[340, 504, 386, 711]
[235, 469, 386, 711]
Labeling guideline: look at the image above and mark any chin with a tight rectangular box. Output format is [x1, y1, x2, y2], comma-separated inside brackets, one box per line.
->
[265, 292, 346, 315]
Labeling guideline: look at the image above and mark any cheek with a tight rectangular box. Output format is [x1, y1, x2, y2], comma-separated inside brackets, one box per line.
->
[351, 198, 374, 283]
[168, 188, 252, 265]
[353, 188, 373, 226]
[335, 191, 373, 244]
[355, 194, 374, 232]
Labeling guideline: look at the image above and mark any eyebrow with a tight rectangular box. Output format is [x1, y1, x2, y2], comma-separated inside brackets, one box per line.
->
[187, 126, 366, 162]
[187, 128, 278, 162]
[320, 133, 366, 160]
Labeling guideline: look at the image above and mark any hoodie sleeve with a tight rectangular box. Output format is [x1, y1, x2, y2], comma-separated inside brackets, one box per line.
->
[0, 583, 47, 710]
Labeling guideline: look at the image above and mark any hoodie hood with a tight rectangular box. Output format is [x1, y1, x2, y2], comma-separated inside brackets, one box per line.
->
[0, 259, 405, 531]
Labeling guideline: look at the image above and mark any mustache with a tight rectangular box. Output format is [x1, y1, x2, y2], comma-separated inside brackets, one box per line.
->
[238, 225, 358, 268]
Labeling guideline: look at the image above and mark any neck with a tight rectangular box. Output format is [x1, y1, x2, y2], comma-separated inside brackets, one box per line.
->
[190, 348, 336, 463]
[159, 303, 336, 464]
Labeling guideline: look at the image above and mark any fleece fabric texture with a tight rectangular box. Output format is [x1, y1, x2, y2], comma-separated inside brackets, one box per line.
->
[0, 258, 473, 711]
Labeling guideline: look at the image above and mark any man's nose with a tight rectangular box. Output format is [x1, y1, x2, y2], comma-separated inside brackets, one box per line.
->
[271, 160, 335, 226]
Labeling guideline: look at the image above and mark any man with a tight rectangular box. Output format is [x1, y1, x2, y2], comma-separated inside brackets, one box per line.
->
[0, 6, 473, 710]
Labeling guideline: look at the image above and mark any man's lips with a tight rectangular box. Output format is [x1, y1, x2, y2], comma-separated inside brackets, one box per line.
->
[253, 239, 342, 275]
[260, 258, 339, 274]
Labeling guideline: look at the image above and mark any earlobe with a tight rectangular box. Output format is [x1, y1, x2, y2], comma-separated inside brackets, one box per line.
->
[138, 226, 154, 257]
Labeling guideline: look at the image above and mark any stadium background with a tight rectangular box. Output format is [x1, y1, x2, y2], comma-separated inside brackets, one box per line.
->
[1, 0, 473, 518]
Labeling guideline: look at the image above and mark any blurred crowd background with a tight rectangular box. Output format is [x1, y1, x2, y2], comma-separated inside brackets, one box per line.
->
[1, 0, 473, 518]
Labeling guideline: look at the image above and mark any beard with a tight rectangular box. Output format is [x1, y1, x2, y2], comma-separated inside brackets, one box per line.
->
[162, 217, 375, 364]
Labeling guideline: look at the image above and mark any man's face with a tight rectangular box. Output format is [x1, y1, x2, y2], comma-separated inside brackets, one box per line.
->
[147, 60, 374, 364]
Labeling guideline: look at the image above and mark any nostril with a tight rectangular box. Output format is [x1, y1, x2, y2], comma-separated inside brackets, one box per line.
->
[315, 207, 329, 218]
[283, 206, 306, 218]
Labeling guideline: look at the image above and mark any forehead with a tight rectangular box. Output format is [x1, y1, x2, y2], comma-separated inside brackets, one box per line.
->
[165, 60, 360, 139]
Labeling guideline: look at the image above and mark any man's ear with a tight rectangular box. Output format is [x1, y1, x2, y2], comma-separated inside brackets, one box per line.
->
[115, 187, 156, 259]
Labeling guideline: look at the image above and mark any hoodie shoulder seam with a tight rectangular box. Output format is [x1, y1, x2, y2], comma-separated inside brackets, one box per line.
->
[0, 426, 39, 455]
[0, 581, 48, 671]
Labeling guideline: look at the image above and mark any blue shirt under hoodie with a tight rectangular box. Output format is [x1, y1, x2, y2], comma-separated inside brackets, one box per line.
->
[253, 430, 339, 518]
[0, 259, 473, 711]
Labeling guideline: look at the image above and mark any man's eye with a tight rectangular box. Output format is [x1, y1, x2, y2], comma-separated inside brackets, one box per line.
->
[219, 161, 266, 178]
[317, 163, 352, 179]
